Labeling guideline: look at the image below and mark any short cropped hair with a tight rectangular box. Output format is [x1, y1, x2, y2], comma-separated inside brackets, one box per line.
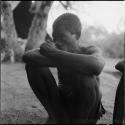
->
[52, 13, 82, 40]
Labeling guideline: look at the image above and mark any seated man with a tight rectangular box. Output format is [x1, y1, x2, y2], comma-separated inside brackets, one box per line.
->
[23, 13, 105, 124]
[113, 60, 124, 124]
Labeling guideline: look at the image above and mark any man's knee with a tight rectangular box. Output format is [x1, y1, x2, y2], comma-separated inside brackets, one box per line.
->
[24, 63, 42, 87]
[25, 63, 43, 78]
[25, 63, 39, 70]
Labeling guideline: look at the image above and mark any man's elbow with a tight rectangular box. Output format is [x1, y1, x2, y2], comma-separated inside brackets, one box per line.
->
[93, 59, 105, 76]
[79, 60, 105, 75]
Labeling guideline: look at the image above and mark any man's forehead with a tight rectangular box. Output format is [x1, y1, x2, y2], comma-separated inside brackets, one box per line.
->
[54, 27, 69, 35]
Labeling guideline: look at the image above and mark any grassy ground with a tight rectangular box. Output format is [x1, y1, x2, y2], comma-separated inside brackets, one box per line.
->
[1, 58, 122, 124]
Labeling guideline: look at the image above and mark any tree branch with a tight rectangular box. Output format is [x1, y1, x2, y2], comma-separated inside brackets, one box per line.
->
[59, 1, 71, 10]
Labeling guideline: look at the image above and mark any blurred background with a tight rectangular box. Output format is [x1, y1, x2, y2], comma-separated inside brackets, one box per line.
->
[47, 1, 124, 58]
[1, 1, 124, 124]
[1, 1, 124, 61]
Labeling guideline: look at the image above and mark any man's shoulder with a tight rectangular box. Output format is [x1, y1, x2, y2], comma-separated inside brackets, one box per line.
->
[80, 45, 105, 65]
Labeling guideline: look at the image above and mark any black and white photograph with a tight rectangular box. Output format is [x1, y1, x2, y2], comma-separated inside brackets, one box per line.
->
[1, 1, 124, 124]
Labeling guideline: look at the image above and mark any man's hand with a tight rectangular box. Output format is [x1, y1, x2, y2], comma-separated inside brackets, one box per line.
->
[40, 42, 57, 55]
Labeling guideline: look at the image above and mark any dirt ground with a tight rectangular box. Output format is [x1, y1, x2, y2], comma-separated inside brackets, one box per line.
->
[1, 58, 122, 124]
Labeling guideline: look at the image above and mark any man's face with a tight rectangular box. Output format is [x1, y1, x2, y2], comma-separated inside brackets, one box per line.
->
[53, 27, 77, 51]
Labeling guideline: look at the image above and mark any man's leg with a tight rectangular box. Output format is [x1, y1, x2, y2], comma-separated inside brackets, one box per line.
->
[87, 83, 105, 124]
[69, 84, 97, 124]
[113, 74, 124, 124]
[25, 64, 69, 123]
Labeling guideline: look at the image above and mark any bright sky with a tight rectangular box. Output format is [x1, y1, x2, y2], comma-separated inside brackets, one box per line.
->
[47, 1, 125, 34]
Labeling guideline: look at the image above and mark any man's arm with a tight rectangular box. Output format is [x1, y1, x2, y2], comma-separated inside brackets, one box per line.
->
[40, 44, 105, 75]
[22, 48, 57, 67]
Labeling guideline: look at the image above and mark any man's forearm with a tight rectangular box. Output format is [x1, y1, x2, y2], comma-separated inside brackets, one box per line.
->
[41, 49, 105, 75]
[22, 49, 56, 67]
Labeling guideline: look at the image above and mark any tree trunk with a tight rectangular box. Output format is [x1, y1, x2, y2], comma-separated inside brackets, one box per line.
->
[1, 1, 23, 62]
[25, 1, 53, 52]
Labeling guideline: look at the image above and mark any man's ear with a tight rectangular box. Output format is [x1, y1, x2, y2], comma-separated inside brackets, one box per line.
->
[71, 34, 77, 40]
[73, 33, 79, 40]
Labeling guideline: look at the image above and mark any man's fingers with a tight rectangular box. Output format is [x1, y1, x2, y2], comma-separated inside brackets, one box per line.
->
[41, 42, 56, 49]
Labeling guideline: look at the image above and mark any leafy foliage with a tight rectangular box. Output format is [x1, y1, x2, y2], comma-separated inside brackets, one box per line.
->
[79, 26, 124, 58]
